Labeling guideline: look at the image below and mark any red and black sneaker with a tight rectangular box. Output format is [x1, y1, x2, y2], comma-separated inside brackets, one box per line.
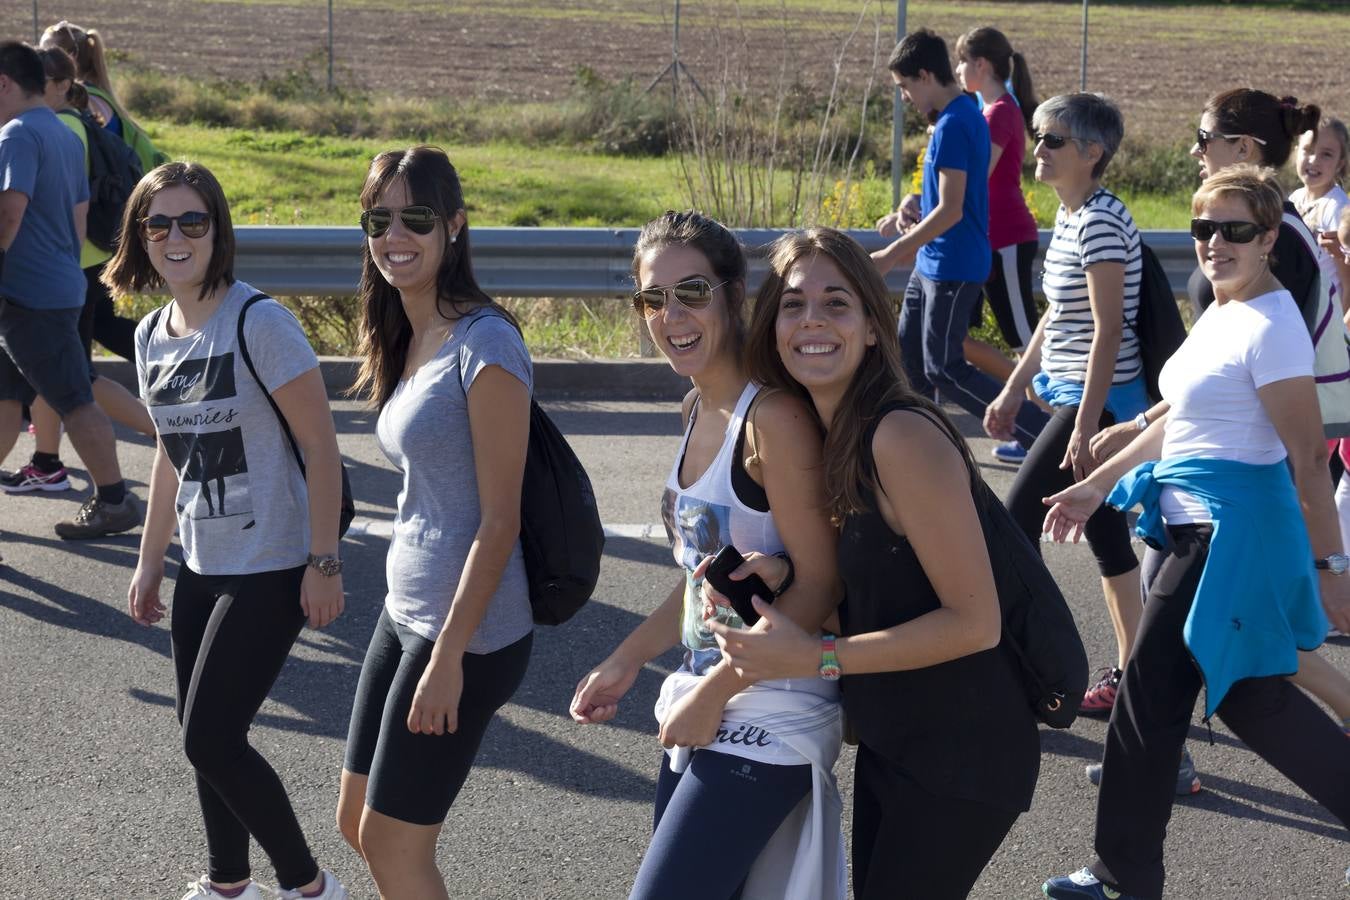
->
[1079, 666, 1122, 716]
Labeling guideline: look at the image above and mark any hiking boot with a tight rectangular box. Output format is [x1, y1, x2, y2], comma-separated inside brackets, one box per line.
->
[1086, 747, 1201, 795]
[1079, 666, 1122, 716]
[991, 440, 1028, 464]
[1, 463, 71, 493]
[1043, 868, 1138, 899]
[54, 493, 141, 540]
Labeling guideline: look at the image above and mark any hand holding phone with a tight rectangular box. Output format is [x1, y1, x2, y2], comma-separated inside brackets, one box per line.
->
[704, 544, 774, 627]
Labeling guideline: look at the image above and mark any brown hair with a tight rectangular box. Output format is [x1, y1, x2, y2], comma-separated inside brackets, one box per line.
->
[101, 162, 236, 302]
[1192, 164, 1285, 233]
[955, 26, 1038, 132]
[36, 47, 86, 110]
[1300, 117, 1350, 186]
[1204, 89, 1320, 169]
[746, 228, 973, 521]
[40, 21, 114, 99]
[630, 210, 748, 354]
[349, 146, 517, 410]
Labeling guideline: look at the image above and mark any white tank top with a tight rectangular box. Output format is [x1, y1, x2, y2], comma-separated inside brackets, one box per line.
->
[662, 382, 784, 675]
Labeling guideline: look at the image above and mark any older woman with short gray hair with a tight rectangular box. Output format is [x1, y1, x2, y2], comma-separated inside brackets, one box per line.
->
[984, 92, 1150, 719]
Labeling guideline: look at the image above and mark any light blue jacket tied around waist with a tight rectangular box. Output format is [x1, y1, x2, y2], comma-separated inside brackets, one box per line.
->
[1107, 456, 1330, 718]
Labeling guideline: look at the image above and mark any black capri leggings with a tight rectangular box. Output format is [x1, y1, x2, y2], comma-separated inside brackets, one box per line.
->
[172, 563, 318, 891]
[344, 608, 532, 825]
[1005, 404, 1139, 577]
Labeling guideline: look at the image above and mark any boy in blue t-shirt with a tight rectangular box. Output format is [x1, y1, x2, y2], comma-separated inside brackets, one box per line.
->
[0, 41, 140, 540]
[873, 29, 1046, 447]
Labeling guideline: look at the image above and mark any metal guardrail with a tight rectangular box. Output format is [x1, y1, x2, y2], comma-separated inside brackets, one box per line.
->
[233, 226, 1199, 299]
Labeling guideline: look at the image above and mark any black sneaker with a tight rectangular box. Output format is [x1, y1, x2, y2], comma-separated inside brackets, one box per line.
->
[54, 493, 142, 540]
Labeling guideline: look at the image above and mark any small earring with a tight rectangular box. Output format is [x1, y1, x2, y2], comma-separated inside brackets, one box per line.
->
[450, 232, 457, 244]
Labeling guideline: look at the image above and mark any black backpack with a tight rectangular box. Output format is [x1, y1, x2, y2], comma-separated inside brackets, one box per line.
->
[1133, 241, 1188, 403]
[895, 406, 1089, 728]
[59, 108, 143, 254]
[460, 313, 604, 626]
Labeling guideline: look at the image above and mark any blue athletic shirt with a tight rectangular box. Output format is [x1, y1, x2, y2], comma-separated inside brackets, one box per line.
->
[0, 106, 88, 309]
[916, 92, 991, 284]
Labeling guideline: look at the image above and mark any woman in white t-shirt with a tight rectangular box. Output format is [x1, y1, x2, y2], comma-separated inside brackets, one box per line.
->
[105, 162, 348, 900]
[1040, 166, 1350, 900]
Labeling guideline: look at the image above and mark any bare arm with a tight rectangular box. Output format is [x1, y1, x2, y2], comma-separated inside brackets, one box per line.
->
[127, 439, 180, 625]
[0, 190, 28, 250]
[872, 167, 967, 274]
[986, 142, 1005, 178]
[1066, 261, 1126, 478]
[73, 200, 87, 248]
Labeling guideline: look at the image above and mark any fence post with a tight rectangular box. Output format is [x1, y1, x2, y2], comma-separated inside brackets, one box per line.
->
[33, 0, 39, 43]
[1080, 0, 1089, 91]
[328, 0, 335, 91]
[890, 0, 908, 210]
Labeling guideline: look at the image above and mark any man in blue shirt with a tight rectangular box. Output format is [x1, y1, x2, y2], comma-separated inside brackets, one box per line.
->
[0, 41, 139, 539]
[873, 29, 1047, 447]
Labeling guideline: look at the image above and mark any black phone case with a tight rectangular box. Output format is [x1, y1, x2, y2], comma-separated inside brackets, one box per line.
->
[705, 544, 773, 626]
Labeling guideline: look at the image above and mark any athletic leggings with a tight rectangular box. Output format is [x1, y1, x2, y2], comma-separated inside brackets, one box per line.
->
[1005, 404, 1139, 577]
[851, 743, 1021, 899]
[1090, 524, 1350, 899]
[343, 608, 532, 825]
[627, 749, 812, 900]
[172, 564, 318, 890]
[972, 241, 1039, 351]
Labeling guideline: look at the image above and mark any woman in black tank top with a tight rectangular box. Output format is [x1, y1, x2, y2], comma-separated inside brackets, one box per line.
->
[710, 228, 1040, 900]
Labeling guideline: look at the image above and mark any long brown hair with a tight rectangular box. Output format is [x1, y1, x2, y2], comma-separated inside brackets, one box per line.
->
[41, 20, 114, 98]
[101, 162, 236, 302]
[349, 146, 518, 410]
[746, 228, 974, 521]
[956, 26, 1039, 132]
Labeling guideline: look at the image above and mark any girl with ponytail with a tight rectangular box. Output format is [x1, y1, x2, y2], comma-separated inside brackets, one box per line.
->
[954, 26, 1044, 463]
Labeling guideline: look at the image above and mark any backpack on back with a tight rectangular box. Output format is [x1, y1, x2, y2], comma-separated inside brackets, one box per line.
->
[86, 84, 169, 174]
[460, 313, 605, 626]
[59, 108, 143, 254]
[1133, 241, 1188, 403]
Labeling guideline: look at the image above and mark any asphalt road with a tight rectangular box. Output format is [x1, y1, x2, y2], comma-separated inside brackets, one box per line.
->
[0, 398, 1346, 899]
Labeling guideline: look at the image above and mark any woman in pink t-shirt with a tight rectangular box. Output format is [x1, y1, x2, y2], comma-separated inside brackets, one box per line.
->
[956, 27, 1044, 463]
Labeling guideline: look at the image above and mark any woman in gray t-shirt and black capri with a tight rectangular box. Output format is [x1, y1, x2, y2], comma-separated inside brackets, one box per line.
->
[106, 162, 348, 900]
[337, 146, 534, 899]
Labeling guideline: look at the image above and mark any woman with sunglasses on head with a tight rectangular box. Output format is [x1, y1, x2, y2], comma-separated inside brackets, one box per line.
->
[336, 146, 534, 900]
[1040, 165, 1350, 900]
[983, 93, 1147, 721]
[709, 227, 1039, 899]
[570, 211, 845, 900]
[103, 162, 347, 900]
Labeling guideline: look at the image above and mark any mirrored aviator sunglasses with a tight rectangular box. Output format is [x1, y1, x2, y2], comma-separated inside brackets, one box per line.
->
[631, 278, 725, 318]
[1190, 218, 1266, 244]
[360, 205, 440, 238]
[141, 211, 211, 242]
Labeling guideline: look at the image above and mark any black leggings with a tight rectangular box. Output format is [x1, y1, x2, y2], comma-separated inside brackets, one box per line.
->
[1005, 404, 1139, 577]
[172, 564, 318, 890]
[972, 241, 1039, 351]
[628, 749, 813, 900]
[344, 608, 532, 825]
[1090, 525, 1350, 899]
[851, 743, 1021, 899]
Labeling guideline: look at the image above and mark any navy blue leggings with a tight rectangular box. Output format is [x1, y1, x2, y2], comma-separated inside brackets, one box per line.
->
[628, 749, 812, 900]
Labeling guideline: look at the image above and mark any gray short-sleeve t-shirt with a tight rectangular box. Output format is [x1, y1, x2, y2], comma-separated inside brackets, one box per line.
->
[376, 307, 534, 652]
[135, 282, 319, 575]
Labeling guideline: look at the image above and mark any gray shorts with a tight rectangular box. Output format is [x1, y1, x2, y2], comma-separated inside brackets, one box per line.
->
[0, 296, 95, 415]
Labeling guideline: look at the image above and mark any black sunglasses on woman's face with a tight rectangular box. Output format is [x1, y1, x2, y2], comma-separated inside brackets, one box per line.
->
[1034, 132, 1070, 150]
[1190, 218, 1267, 244]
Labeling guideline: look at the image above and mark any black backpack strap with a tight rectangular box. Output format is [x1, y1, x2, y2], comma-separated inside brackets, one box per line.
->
[236, 292, 307, 476]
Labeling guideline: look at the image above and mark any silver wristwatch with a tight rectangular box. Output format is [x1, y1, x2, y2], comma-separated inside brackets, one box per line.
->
[307, 553, 343, 576]
[1314, 553, 1350, 575]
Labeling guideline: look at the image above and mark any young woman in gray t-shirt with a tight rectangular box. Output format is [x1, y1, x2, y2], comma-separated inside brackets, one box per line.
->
[337, 146, 534, 900]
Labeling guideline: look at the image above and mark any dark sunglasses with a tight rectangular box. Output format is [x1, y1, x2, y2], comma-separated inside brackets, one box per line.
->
[631, 278, 727, 318]
[360, 205, 440, 238]
[1195, 127, 1268, 154]
[1034, 131, 1071, 150]
[141, 211, 211, 242]
[1190, 218, 1268, 244]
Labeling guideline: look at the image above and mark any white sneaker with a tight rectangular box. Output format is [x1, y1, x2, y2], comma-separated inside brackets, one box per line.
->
[180, 877, 266, 900]
[275, 871, 348, 900]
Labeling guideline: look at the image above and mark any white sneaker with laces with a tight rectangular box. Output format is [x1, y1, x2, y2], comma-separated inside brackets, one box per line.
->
[180, 877, 266, 900]
[274, 871, 348, 900]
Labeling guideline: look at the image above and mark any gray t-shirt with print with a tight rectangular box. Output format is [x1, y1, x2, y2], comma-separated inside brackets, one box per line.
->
[135, 281, 319, 575]
[376, 307, 534, 653]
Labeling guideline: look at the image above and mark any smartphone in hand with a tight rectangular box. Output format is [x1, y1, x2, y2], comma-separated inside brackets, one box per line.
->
[704, 544, 774, 626]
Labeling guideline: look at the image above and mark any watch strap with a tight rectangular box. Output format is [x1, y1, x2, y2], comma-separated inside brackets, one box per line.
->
[819, 633, 842, 681]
